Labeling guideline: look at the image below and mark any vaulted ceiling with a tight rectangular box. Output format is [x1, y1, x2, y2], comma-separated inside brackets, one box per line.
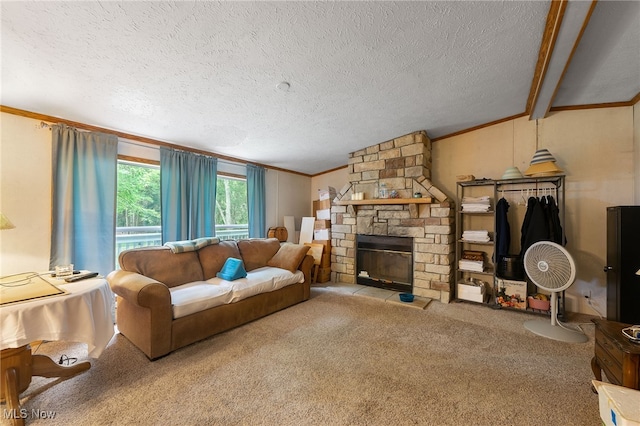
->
[2, 1, 639, 175]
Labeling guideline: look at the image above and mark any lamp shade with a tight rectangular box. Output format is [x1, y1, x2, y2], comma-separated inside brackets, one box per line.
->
[523, 161, 563, 177]
[0, 212, 15, 230]
[529, 149, 557, 165]
[501, 166, 524, 180]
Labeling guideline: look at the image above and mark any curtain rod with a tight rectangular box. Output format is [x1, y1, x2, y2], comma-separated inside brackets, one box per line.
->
[14, 107, 312, 177]
[40, 121, 247, 169]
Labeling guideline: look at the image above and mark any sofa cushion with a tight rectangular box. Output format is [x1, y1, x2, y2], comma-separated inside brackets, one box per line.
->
[267, 243, 310, 273]
[236, 238, 281, 271]
[216, 258, 247, 281]
[227, 266, 304, 302]
[176, 267, 302, 312]
[118, 246, 204, 288]
[197, 240, 242, 279]
[169, 281, 233, 319]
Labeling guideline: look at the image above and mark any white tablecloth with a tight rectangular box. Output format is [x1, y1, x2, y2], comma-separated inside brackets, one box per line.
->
[0, 276, 114, 358]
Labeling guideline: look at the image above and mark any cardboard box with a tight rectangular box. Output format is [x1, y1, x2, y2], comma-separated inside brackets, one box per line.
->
[317, 266, 331, 283]
[593, 380, 640, 426]
[316, 209, 330, 220]
[457, 282, 485, 303]
[312, 239, 331, 267]
[314, 229, 331, 240]
[318, 187, 337, 201]
[312, 199, 331, 219]
[316, 199, 331, 210]
[496, 278, 527, 310]
[314, 220, 331, 230]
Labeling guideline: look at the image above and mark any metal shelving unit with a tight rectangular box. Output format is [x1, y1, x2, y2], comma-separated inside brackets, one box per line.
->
[455, 176, 566, 316]
[455, 180, 496, 303]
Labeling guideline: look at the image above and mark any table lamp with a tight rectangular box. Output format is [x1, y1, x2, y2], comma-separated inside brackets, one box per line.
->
[0, 212, 15, 230]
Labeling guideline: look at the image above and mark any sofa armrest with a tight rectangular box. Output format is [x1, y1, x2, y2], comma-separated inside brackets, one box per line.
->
[107, 270, 171, 308]
[298, 254, 314, 286]
[107, 270, 174, 359]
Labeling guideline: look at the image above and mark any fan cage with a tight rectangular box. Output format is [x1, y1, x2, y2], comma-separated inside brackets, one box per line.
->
[524, 241, 575, 292]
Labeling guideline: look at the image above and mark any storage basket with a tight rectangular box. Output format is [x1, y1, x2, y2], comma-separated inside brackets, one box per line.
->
[267, 227, 288, 242]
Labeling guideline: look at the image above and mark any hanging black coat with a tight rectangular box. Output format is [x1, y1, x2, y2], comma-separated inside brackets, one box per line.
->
[495, 197, 510, 263]
[546, 195, 565, 245]
[520, 197, 550, 259]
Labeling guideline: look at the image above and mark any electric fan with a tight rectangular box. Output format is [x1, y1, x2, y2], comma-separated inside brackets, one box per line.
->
[523, 241, 588, 343]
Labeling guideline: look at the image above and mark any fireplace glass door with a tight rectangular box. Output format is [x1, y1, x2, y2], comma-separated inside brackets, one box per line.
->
[356, 235, 413, 292]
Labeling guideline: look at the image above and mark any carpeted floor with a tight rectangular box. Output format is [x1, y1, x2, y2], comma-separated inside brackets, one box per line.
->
[7, 286, 602, 425]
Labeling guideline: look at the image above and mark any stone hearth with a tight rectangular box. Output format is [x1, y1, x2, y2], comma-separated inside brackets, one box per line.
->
[329, 131, 455, 302]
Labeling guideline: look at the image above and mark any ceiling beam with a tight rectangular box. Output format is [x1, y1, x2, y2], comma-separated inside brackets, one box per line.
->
[528, 0, 598, 120]
[526, 0, 567, 117]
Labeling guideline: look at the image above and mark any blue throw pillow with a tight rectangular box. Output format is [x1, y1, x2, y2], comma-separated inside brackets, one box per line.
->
[216, 258, 247, 281]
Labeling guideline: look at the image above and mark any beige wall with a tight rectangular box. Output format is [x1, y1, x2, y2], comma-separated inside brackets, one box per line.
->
[0, 113, 53, 275]
[310, 167, 349, 203]
[635, 102, 640, 201]
[432, 107, 635, 315]
[265, 168, 311, 239]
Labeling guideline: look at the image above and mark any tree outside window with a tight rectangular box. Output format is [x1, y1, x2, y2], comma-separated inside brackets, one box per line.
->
[115, 161, 162, 264]
[117, 161, 161, 228]
[114, 162, 249, 267]
[215, 176, 248, 240]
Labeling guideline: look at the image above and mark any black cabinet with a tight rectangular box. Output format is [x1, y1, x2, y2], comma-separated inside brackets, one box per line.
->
[605, 206, 640, 324]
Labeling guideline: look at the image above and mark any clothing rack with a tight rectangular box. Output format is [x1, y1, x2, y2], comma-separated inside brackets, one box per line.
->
[494, 175, 567, 318]
[498, 187, 558, 201]
[497, 176, 563, 202]
[455, 175, 566, 317]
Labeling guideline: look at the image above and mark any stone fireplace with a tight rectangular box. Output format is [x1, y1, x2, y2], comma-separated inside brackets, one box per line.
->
[329, 131, 455, 302]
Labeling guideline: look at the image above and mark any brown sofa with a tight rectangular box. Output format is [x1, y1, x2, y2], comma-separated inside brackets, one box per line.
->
[107, 238, 313, 360]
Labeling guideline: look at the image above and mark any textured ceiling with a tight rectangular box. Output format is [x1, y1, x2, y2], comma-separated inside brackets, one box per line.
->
[1, 1, 638, 175]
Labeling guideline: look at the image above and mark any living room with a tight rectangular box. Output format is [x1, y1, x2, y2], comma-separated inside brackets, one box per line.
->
[1, 2, 639, 425]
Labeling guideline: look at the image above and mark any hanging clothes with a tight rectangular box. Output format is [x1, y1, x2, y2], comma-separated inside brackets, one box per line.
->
[546, 195, 565, 245]
[519, 197, 550, 259]
[495, 197, 510, 263]
[520, 196, 536, 256]
[519, 193, 567, 260]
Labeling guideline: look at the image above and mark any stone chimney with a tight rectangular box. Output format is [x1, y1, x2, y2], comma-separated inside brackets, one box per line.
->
[330, 131, 455, 303]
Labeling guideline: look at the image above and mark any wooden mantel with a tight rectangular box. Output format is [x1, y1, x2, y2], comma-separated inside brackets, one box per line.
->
[334, 197, 433, 218]
[334, 197, 432, 206]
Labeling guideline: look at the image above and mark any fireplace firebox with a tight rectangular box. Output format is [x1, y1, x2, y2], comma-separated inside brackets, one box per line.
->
[356, 235, 413, 293]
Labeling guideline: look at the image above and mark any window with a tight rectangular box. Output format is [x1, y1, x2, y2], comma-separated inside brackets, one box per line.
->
[215, 175, 249, 240]
[115, 161, 162, 263]
[114, 161, 249, 267]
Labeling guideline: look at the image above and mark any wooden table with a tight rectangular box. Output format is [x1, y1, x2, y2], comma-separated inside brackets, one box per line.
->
[0, 274, 114, 425]
[591, 318, 640, 390]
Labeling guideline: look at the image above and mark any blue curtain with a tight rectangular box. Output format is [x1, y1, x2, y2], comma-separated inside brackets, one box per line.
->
[247, 164, 266, 238]
[160, 148, 217, 242]
[50, 124, 118, 275]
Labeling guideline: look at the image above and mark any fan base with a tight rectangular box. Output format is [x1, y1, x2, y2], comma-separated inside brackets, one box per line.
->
[524, 320, 588, 343]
